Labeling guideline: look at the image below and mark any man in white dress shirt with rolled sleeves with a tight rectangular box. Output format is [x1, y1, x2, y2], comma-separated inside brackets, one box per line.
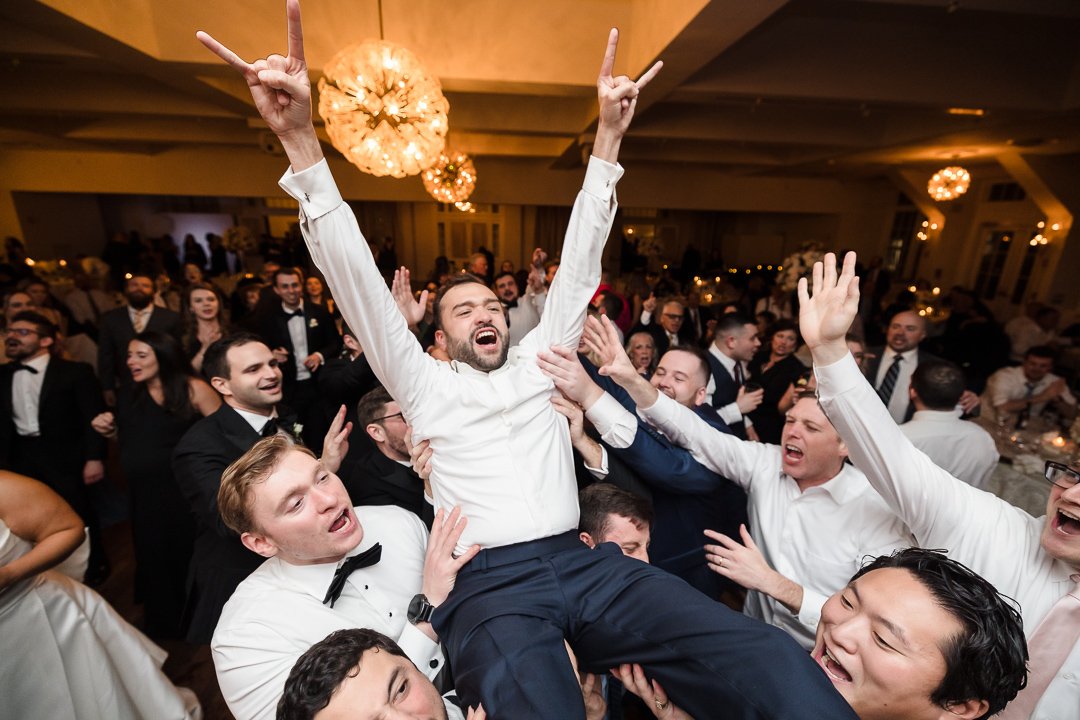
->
[196, 4, 859, 718]
[803, 251, 1080, 720]
[211, 436, 472, 720]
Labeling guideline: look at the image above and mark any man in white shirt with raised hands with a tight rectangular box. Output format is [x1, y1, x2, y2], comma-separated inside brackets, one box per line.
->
[800, 251, 1080, 720]
[197, 3, 857, 718]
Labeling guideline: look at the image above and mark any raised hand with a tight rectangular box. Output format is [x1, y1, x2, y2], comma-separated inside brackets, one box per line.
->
[583, 315, 637, 386]
[320, 405, 352, 474]
[196, 0, 320, 167]
[391, 267, 428, 328]
[596, 29, 662, 137]
[797, 251, 860, 365]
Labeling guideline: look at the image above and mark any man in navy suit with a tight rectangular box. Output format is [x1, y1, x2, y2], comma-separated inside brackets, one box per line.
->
[1, 311, 108, 579]
[97, 271, 181, 404]
[541, 344, 748, 600]
[257, 266, 341, 452]
[705, 313, 764, 440]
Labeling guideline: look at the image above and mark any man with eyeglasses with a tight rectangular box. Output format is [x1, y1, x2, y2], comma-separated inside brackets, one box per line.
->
[803, 251, 1080, 720]
[348, 385, 433, 528]
[0, 310, 108, 582]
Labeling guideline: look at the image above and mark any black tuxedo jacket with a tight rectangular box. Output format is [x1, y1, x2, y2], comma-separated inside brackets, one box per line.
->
[864, 347, 941, 423]
[97, 305, 181, 391]
[705, 352, 748, 440]
[345, 442, 434, 529]
[256, 301, 341, 388]
[0, 357, 105, 479]
[172, 403, 267, 643]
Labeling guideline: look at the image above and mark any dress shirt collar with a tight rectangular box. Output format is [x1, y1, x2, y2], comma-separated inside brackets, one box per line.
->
[127, 304, 153, 322]
[910, 408, 963, 423]
[232, 405, 276, 434]
[450, 356, 514, 378]
[881, 346, 918, 365]
[23, 352, 51, 373]
[274, 516, 372, 601]
[789, 461, 866, 505]
[281, 300, 305, 315]
[708, 344, 740, 377]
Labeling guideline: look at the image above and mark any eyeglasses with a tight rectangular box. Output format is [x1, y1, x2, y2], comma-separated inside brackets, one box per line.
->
[661, 313, 684, 321]
[373, 412, 404, 423]
[1044, 461, 1080, 490]
[2, 328, 40, 338]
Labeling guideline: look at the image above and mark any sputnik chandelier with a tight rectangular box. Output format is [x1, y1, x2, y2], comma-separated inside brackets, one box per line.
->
[318, 40, 450, 178]
[422, 150, 477, 204]
[927, 166, 971, 202]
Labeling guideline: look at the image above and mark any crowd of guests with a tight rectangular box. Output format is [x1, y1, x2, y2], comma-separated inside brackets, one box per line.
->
[2, 4, 1080, 718]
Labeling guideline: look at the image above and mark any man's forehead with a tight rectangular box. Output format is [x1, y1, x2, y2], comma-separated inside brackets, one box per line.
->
[445, 283, 498, 305]
[789, 396, 832, 425]
[228, 341, 272, 363]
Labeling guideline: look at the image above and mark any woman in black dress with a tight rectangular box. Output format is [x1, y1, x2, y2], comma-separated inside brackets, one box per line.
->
[746, 319, 806, 444]
[91, 331, 220, 639]
[180, 281, 230, 374]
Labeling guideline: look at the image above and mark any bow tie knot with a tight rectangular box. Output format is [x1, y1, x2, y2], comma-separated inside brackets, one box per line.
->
[323, 543, 383, 607]
[11, 363, 39, 374]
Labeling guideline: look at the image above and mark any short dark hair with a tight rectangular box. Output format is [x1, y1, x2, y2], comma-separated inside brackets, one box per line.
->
[10, 310, 57, 340]
[273, 266, 303, 286]
[578, 484, 653, 542]
[493, 271, 516, 285]
[911, 360, 966, 410]
[431, 273, 488, 331]
[768, 318, 799, 339]
[356, 385, 395, 428]
[1025, 345, 1056, 361]
[714, 312, 756, 339]
[660, 344, 712, 388]
[277, 629, 409, 720]
[853, 548, 1027, 719]
[202, 331, 267, 381]
[596, 292, 624, 320]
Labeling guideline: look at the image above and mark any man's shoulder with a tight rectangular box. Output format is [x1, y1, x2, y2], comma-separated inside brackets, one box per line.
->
[355, 503, 426, 543]
[177, 405, 245, 447]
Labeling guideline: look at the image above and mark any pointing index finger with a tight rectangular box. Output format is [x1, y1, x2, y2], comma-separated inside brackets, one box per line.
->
[286, 0, 306, 63]
[599, 28, 618, 79]
[196, 30, 253, 74]
[635, 60, 663, 90]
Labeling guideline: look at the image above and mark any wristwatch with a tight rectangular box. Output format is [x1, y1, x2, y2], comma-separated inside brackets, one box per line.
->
[408, 593, 435, 625]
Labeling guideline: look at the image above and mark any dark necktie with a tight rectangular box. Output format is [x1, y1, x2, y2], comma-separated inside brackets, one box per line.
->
[877, 355, 902, 406]
[11, 363, 39, 374]
[734, 362, 745, 387]
[1017, 381, 1037, 428]
[322, 543, 383, 608]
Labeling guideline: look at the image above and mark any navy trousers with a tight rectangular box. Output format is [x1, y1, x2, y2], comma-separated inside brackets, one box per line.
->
[431, 532, 856, 720]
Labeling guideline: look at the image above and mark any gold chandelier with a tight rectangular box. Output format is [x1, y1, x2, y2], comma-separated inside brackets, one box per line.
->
[422, 150, 477, 204]
[318, 41, 449, 178]
[927, 166, 971, 202]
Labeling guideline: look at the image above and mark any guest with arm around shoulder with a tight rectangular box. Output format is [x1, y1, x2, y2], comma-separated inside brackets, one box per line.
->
[0, 470, 201, 719]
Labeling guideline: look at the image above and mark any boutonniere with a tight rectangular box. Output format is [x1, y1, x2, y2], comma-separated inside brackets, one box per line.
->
[290, 422, 304, 441]
[308, 317, 319, 329]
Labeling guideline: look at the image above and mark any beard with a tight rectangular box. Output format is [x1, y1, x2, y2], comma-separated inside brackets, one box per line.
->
[126, 292, 153, 310]
[445, 324, 509, 372]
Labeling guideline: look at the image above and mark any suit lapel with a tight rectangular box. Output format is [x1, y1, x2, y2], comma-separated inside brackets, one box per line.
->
[217, 404, 261, 450]
[38, 358, 59, 412]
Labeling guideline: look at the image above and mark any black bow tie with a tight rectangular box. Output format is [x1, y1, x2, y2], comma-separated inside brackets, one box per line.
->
[11, 363, 39, 374]
[323, 543, 383, 607]
[285, 309, 304, 319]
[503, 298, 518, 309]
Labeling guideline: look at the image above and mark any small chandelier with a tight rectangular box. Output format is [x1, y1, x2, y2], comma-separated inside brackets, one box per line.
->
[927, 166, 971, 202]
[318, 41, 449, 178]
[422, 150, 477, 204]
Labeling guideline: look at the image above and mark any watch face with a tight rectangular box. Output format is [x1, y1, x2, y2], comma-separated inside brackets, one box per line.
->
[408, 593, 431, 623]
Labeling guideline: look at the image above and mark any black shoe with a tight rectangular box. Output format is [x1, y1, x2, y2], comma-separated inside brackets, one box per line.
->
[84, 561, 111, 588]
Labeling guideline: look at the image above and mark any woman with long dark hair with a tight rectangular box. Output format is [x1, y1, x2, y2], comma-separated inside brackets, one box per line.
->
[180, 280, 229, 372]
[91, 330, 220, 639]
[746, 318, 807, 444]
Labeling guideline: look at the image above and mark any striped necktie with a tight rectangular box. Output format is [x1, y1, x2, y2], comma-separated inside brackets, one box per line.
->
[877, 355, 902, 406]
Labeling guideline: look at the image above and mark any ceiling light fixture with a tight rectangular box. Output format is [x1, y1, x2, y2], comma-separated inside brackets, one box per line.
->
[317, 1, 449, 178]
[927, 166, 971, 202]
[422, 150, 477, 204]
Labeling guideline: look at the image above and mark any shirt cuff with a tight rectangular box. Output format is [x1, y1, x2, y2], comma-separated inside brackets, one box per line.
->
[397, 622, 443, 680]
[584, 445, 609, 480]
[797, 588, 828, 632]
[585, 393, 637, 449]
[717, 402, 743, 426]
[582, 156, 624, 201]
[813, 351, 863, 400]
[278, 159, 344, 220]
[641, 309, 653, 325]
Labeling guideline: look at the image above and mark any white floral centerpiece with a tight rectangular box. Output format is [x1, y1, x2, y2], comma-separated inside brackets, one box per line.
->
[777, 242, 825, 292]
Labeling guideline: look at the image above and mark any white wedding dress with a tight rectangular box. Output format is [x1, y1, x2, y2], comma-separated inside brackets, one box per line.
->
[0, 519, 201, 720]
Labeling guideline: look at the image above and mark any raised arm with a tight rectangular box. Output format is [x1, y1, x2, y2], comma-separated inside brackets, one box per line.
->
[524, 32, 661, 352]
[197, 0, 438, 412]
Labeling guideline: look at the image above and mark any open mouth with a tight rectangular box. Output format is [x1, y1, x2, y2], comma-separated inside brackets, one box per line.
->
[818, 647, 852, 683]
[474, 327, 498, 346]
[329, 508, 351, 534]
[783, 444, 805, 462]
[260, 381, 281, 392]
[1053, 508, 1080, 535]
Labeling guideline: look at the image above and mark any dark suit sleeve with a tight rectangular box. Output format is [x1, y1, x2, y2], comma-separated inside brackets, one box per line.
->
[311, 305, 342, 360]
[613, 427, 728, 496]
[72, 363, 106, 461]
[173, 423, 238, 538]
[97, 313, 119, 390]
[600, 449, 653, 502]
[319, 353, 377, 403]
